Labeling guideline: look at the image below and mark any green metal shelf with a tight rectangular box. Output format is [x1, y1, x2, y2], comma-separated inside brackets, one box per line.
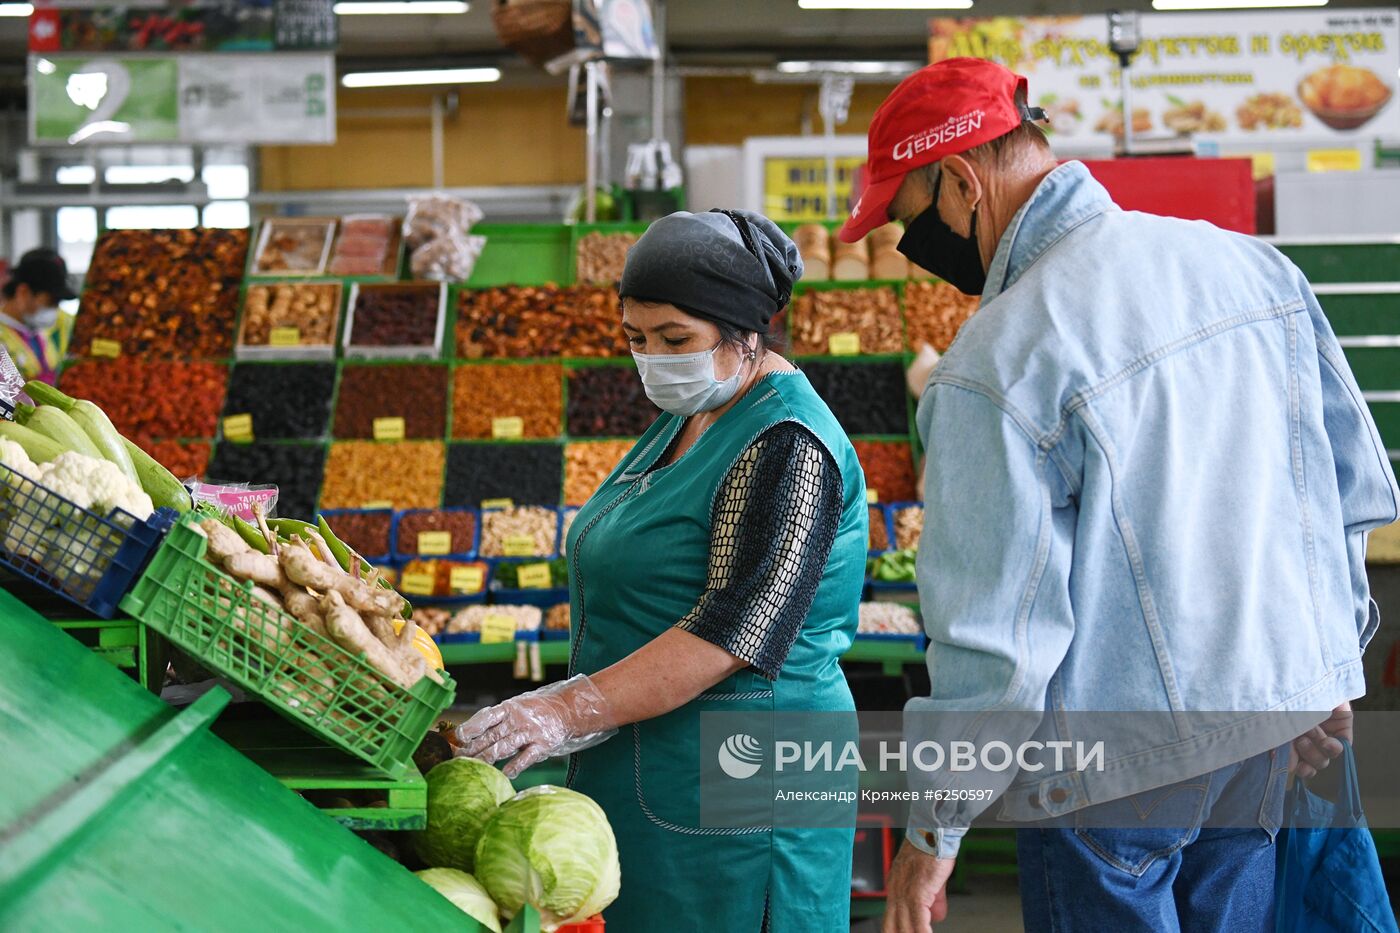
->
[213, 717, 429, 831]
[438, 636, 924, 675]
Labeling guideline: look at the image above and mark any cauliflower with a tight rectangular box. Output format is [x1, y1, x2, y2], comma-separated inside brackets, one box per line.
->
[39, 451, 154, 520]
[0, 438, 39, 483]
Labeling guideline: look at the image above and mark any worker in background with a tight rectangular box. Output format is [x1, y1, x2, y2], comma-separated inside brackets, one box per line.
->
[0, 248, 78, 385]
[841, 58, 1399, 931]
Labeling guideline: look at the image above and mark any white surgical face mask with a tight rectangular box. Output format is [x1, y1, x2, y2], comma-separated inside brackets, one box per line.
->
[633, 341, 744, 417]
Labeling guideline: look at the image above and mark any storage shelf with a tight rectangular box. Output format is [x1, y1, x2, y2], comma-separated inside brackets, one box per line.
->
[437, 636, 924, 675]
[214, 717, 429, 831]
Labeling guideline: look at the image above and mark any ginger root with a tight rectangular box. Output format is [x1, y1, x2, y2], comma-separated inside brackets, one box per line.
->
[322, 591, 421, 690]
[284, 544, 405, 617]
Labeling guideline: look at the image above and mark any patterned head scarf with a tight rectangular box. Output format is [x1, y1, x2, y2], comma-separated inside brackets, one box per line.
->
[619, 209, 804, 333]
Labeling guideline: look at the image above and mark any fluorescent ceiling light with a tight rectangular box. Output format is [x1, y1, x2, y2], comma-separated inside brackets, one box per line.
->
[798, 0, 973, 9]
[1152, 0, 1323, 7]
[0, 3, 34, 16]
[779, 60, 920, 75]
[334, 1, 468, 13]
[341, 67, 501, 88]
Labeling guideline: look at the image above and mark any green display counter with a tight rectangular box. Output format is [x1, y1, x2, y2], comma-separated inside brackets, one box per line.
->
[0, 587, 479, 932]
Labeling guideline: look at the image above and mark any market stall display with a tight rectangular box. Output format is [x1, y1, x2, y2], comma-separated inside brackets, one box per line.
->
[480, 506, 559, 558]
[73, 228, 248, 359]
[223, 362, 337, 440]
[903, 280, 980, 353]
[253, 219, 335, 276]
[322, 508, 395, 561]
[457, 286, 629, 359]
[791, 287, 903, 356]
[394, 508, 479, 559]
[320, 440, 445, 509]
[445, 604, 543, 638]
[344, 283, 447, 360]
[237, 282, 343, 358]
[452, 364, 564, 440]
[574, 231, 638, 284]
[207, 441, 327, 519]
[60, 358, 228, 441]
[400, 558, 491, 599]
[802, 361, 909, 435]
[446, 443, 563, 507]
[329, 215, 402, 277]
[869, 504, 891, 551]
[135, 439, 211, 479]
[565, 365, 657, 438]
[333, 364, 449, 439]
[892, 503, 924, 551]
[564, 440, 632, 507]
[857, 601, 921, 637]
[854, 440, 919, 503]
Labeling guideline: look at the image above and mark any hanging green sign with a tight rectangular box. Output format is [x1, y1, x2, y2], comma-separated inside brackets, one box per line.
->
[30, 57, 179, 145]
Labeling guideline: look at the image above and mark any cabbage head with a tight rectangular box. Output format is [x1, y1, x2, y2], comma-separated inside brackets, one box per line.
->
[415, 868, 503, 933]
[414, 757, 515, 871]
[474, 785, 620, 931]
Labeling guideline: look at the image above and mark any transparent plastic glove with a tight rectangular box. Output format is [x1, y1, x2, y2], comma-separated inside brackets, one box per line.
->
[454, 674, 617, 779]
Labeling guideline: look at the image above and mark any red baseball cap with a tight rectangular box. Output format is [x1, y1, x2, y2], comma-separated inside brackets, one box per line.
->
[839, 57, 1031, 243]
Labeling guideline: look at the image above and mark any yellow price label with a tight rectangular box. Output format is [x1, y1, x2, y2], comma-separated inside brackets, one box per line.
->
[492, 416, 525, 440]
[480, 614, 518, 644]
[362, 500, 392, 509]
[866, 489, 880, 504]
[269, 326, 301, 346]
[449, 565, 485, 593]
[222, 414, 254, 443]
[1306, 148, 1362, 173]
[503, 534, 537, 557]
[1368, 521, 1400, 563]
[90, 338, 122, 359]
[1245, 152, 1275, 181]
[482, 498, 514, 510]
[417, 530, 452, 555]
[373, 417, 405, 441]
[400, 572, 435, 596]
[517, 563, 553, 589]
[829, 333, 861, 356]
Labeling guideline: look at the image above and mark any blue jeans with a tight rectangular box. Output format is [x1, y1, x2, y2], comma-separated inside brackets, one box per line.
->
[1017, 746, 1290, 932]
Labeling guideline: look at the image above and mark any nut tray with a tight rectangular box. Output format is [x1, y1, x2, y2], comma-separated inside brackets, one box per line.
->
[121, 516, 455, 777]
[0, 461, 176, 618]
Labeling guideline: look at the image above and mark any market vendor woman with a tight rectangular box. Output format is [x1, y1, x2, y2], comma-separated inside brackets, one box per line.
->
[460, 209, 868, 932]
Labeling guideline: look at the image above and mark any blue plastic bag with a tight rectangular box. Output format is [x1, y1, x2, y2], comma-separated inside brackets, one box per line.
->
[1274, 740, 1398, 933]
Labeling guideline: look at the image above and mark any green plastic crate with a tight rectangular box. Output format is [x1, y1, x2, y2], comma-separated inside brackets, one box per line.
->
[119, 516, 455, 778]
[468, 224, 574, 286]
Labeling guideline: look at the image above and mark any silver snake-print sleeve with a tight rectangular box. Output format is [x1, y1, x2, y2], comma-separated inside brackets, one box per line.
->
[675, 421, 844, 679]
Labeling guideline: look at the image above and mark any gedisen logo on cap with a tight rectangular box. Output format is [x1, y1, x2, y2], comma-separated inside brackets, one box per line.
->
[892, 110, 986, 162]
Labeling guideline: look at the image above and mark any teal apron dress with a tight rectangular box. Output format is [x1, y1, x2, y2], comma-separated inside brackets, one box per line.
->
[565, 371, 868, 933]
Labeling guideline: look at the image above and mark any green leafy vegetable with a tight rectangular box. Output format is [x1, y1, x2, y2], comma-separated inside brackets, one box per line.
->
[414, 757, 516, 872]
[415, 868, 503, 933]
[475, 785, 620, 931]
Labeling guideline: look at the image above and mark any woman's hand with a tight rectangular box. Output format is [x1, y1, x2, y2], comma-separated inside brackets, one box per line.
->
[455, 674, 618, 778]
[1291, 701, 1353, 780]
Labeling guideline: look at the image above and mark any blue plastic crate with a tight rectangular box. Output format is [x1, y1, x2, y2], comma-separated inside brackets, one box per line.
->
[539, 629, 570, 642]
[0, 462, 177, 618]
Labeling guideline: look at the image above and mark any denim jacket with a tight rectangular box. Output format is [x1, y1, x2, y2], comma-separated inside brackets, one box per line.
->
[906, 161, 1400, 858]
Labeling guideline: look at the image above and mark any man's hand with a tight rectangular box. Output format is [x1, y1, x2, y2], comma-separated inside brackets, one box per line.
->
[1291, 701, 1353, 780]
[882, 841, 957, 933]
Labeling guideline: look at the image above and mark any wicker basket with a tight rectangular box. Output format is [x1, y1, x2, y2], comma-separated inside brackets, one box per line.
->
[492, 0, 575, 69]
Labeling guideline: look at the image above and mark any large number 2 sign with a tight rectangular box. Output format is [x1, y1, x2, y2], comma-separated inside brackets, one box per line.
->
[66, 59, 133, 144]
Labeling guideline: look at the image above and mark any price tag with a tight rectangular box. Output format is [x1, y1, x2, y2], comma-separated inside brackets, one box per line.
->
[90, 338, 122, 358]
[400, 572, 435, 596]
[1245, 152, 1275, 181]
[481, 498, 514, 511]
[418, 530, 452, 555]
[222, 414, 254, 443]
[269, 326, 301, 346]
[503, 535, 536, 557]
[517, 562, 552, 589]
[449, 565, 485, 593]
[373, 417, 405, 441]
[829, 333, 861, 356]
[492, 416, 525, 440]
[1306, 148, 1362, 173]
[362, 500, 392, 509]
[866, 489, 880, 504]
[480, 613, 518, 644]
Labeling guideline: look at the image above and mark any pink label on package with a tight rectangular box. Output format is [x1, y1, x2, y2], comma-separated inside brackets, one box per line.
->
[190, 483, 279, 522]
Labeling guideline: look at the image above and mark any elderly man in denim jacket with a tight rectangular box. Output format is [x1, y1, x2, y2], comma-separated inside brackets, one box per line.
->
[842, 59, 1400, 932]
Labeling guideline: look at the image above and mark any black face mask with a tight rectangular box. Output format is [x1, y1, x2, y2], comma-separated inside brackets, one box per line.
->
[896, 169, 986, 296]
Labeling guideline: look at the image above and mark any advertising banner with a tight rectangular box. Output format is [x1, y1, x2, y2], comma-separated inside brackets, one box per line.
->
[28, 52, 335, 145]
[928, 9, 1400, 145]
[28, 0, 335, 53]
